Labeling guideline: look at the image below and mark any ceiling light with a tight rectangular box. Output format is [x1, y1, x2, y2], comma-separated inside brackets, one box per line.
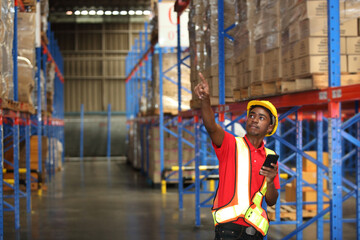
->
[120, 10, 127, 15]
[143, 10, 151, 15]
[112, 10, 120, 15]
[66, 11, 73, 15]
[135, 10, 143, 15]
[89, 10, 96, 15]
[81, 10, 88, 15]
[105, 10, 112, 15]
[97, 10, 104, 15]
[128, 10, 135, 15]
[74, 10, 80, 15]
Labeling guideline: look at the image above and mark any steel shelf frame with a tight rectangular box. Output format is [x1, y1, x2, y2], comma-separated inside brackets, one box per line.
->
[125, 1, 196, 210]
[1, 1, 64, 236]
[125, 1, 360, 239]
[183, 1, 360, 239]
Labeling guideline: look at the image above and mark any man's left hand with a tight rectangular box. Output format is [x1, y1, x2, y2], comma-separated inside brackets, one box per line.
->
[259, 163, 278, 183]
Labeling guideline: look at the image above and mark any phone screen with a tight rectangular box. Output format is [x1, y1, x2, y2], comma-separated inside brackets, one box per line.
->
[262, 154, 279, 169]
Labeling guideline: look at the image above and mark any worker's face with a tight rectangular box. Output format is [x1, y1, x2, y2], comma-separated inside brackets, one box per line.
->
[246, 107, 274, 137]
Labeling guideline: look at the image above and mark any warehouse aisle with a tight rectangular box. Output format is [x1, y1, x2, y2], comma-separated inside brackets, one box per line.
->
[4, 160, 357, 240]
[4, 160, 214, 240]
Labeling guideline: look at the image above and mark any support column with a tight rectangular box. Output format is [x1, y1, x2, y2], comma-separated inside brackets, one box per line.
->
[296, 111, 303, 239]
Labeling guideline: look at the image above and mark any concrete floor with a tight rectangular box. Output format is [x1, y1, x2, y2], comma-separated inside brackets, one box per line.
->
[4, 160, 358, 240]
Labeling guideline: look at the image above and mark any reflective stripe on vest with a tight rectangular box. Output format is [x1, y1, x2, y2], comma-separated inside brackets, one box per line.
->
[212, 137, 275, 236]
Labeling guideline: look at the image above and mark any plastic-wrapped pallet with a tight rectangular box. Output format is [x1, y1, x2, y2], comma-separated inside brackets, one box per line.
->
[17, 12, 36, 104]
[189, 0, 236, 107]
[233, 0, 256, 94]
[0, 0, 14, 100]
[280, 0, 359, 93]
[31, 70, 46, 111]
[150, 52, 191, 115]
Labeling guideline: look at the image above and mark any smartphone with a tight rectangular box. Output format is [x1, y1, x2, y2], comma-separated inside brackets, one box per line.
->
[262, 154, 279, 169]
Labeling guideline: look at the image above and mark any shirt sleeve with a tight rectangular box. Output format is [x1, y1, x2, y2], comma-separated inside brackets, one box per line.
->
[211, 131, 236, 163]
[274, 169, 280, 190]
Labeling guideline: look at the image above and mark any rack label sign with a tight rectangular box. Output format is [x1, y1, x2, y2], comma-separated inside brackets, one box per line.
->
[158, 2, 189, 47]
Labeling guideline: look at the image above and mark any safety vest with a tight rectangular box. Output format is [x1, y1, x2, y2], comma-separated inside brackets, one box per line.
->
[211, 137, 275, 236]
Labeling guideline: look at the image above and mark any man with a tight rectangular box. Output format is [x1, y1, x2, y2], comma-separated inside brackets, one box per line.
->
[194, 73, 280, 240]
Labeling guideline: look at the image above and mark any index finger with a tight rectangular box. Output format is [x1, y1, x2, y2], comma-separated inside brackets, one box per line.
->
[198, 72, 207, 83]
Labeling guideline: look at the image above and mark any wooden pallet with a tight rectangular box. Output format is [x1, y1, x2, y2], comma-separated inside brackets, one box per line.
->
[267, 201, 318, 221]
[1, 99, 35, 114]
[281, 73, 360, 94]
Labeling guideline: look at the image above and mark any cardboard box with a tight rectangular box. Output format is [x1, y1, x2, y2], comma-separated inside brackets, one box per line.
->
[346, 37, 360, 54]
[303, 190, 330, 211]
[345, 1, 360, 18]
[295, 37, 346, 58]
[340, 18, 358, 36]
[255, 53, 265, 66]
[341, 74, 360, 86]
[210, 60, 235, 77]
[264, 48, 281, 65]
[295, 1, 345, 19]
[285, 183, 329, 210]
[243, 58, 255, 72]
[285, 183, 296, 203]
[210, 76, 236, 97]
[264, 63, 282, 81]
[348, 55, 360, 72]
[252, 67, 264, 83]
[295, 55, 347, 76]
[299, 18, 358, 38]
[282, 60, 296, 79]
[303, 151, 329, 172]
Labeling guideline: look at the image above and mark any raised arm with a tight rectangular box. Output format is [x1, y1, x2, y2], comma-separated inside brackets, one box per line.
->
[194, 73, 224, 147]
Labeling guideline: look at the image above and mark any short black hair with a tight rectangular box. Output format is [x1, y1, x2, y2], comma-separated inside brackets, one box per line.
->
[249, 105, 275, 125]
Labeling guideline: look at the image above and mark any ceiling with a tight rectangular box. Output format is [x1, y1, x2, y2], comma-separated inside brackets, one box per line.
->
[49, 0, 151, 13]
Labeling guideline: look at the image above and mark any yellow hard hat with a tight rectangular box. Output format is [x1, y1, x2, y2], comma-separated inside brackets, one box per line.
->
[247, 100, 278, 136]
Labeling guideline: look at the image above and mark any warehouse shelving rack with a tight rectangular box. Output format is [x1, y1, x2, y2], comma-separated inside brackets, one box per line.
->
[126, 0, 360, 239]
[0, 0, 65, 238]
[125, 0, 199, 210]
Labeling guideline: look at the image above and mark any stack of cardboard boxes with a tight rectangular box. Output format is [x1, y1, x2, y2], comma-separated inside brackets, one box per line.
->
[280, 1, 360, 93]
[233, 0, 256, 99]
[189, 0, 236, 107]
[149, 53, 191, 115]
[148, 126, 195, 184]
[190, 0, 360, 103]
[285, 151, 330, 212]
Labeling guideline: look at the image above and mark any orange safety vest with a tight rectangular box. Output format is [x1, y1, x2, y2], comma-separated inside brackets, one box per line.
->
[211, 137, 275, 236]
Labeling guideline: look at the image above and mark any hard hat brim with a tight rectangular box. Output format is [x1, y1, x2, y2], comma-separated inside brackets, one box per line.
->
[247, 100, 278, 136]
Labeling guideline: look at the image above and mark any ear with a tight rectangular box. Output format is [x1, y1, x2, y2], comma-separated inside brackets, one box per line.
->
[267, 123, 274, 135]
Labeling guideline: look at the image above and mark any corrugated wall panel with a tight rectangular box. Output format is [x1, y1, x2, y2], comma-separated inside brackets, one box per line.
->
[104, 79, 126, 111]
[53, 21, 145, 112]
[105, 33, 129, 50]
[65, 79, 103, 112]
[104, 57, 126, 78]
[78, 33, 102, 51]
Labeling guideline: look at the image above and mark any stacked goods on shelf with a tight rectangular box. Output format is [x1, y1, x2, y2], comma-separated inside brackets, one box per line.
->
[189, 0, 236, 108]
[252, 0, 281, 96]
[46, 62, 55, 113]
[280, 1, 348, 93]
[127, 121, 142, 169]
[148, 126, 195, 184]
[3, 136, 48, 191]
[285, 151, 330, 212]
[150, 52, 191, 115]
[232, 0, 255, 100]
[206, 0, 236, 101]
[19, 136, 48, 190]
[0, 0, 15, 100]
[189, 0, 360, 102]
[17, 12, 36, 104]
